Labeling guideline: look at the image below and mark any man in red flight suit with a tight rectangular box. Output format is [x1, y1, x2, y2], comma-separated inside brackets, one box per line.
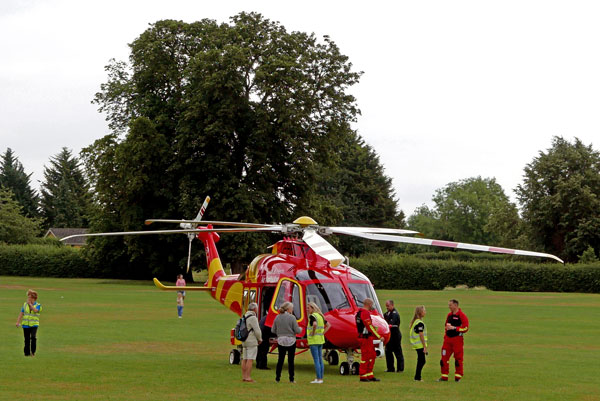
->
[356, 298, 382, 382]
[439, 299, 469, 382]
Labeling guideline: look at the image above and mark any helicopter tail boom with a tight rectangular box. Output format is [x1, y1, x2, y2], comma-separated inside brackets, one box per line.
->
[153, 278, 212, 291]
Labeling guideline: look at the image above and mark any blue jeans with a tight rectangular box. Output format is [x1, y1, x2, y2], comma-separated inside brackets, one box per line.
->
[309, 344, 324, 379]
[177, 305, 183, 317]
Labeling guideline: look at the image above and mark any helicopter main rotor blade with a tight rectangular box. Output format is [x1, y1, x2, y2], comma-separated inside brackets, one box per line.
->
[328, 227, 419, 235]
[60, 227, 280, 242]
[303, 230, 345, 267]
[145, 219, 280, 229]
[333, 229, 564, 263]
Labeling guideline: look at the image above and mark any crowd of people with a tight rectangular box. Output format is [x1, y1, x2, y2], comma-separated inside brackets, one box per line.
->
[239, 297, 469, 384]
[15, 282, 468, 385]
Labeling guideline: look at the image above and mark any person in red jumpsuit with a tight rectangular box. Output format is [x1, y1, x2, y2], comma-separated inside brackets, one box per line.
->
[356, 298, 382, 382]
[439, 299, 469, 382]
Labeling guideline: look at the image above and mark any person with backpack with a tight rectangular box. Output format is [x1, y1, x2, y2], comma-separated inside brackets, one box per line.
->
[356, 298, 382, 382]
[241, 302, 262, 382]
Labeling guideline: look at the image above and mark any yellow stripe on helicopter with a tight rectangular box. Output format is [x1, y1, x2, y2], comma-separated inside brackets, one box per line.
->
[153, 278, 212, 291]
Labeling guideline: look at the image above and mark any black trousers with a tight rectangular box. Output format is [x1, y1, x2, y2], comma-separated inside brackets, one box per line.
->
[275, 344, 296, 382]
[385, 336, 404, 371]
[256, 339, 270, 369]
[23, 327, 38, 356]
[415, 348, 426, 380]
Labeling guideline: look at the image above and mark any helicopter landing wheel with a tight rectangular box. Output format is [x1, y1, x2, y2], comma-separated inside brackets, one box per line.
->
[339, 361, 350, 375]
[229, 349, 241, 365]
[351, 362, 360, 375]
[327, 350, 339, 366]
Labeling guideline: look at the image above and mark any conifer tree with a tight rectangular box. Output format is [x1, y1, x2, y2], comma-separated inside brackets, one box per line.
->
[40, 147, 92, 228]
[0, 148, 39, 218]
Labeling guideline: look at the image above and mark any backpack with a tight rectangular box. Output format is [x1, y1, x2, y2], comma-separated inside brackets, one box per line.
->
[355, 310, 365, 335]
[235, 315, 253, 341]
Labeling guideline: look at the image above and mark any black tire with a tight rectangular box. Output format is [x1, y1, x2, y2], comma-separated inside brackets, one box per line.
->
[327, 350, 339, 366]
[351, 362, 360, 375]
[339, 361, 350, 375]
[229, 349, 241, 365]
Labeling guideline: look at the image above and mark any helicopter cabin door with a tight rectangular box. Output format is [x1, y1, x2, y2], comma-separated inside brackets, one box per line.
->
[265, 278, 305, 336]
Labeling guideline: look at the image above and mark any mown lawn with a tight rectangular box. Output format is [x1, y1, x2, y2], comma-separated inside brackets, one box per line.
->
[1, 276, 599, 401]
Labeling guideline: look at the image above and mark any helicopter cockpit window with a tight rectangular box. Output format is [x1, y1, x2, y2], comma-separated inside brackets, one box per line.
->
[305, 282, 350, 313]
[347, 283, 383, 314]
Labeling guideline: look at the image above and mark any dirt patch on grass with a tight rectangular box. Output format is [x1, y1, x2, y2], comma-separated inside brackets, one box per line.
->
[62, 341, 200, 355]
[0, 284, 66, 291]
[444, 284, 488, 290]
[0, 284, 29, 290]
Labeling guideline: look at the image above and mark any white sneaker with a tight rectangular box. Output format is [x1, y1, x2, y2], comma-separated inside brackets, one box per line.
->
[317, 379, 323, 383]
[310, 379, 319, 384]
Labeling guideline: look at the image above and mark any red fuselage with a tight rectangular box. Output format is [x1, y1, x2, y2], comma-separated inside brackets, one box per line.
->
[208, 234, 390, 350]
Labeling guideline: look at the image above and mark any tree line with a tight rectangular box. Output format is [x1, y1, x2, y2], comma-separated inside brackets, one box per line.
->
[1, 12, 599, 280]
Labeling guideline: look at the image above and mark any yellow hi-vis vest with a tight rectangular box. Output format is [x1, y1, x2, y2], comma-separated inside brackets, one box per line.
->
[409, 319, 427, 349]
[22, 302, 41, 327]
[307, 312, 326, 345]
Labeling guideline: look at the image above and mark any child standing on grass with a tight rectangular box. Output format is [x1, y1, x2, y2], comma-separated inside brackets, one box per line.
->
[16, 289, 42, 356]
[409, 305, 428, 381]
[177, 292, 184, 318]
[176, 274, 186, 299]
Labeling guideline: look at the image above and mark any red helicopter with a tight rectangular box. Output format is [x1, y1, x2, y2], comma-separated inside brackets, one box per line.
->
[63, 196, 563, 375]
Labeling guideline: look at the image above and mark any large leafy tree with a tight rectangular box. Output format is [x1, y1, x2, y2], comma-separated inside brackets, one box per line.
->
[408, 176, 520, 246]
[40, 148, 92, 228]
[86, 13, 397, 277]
[433, 176, 518, 245]
[0, 187, 40, 244]
[516, 137, 600, 262]
[0, 148, 39, 218]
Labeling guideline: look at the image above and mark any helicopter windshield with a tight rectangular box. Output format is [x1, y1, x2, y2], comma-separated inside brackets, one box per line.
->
[347, 283, 383, 314]
[305, 282, 350, 313]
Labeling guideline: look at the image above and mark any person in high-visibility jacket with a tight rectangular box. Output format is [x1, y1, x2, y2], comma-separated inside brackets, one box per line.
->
[15, 289, 42, 357]
[438, 299, 469, 382]
[356, 298, 382, 382]
[409, 305, 428, 381]
[307, 302, 331, 384]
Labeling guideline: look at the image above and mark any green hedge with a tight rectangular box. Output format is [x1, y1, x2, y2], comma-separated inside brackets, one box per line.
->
[352, 254, 600, 293]
[0, 244, 91, 278]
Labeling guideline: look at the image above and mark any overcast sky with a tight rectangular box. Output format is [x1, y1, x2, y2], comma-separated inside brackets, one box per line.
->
[1, 0, 599, 217]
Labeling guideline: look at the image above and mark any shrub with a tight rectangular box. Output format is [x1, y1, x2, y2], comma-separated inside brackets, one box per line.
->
[0, 244, 91, 278]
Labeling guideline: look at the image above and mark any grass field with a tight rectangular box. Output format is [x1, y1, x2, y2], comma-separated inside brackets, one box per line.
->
[1, 276, 600, 401]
